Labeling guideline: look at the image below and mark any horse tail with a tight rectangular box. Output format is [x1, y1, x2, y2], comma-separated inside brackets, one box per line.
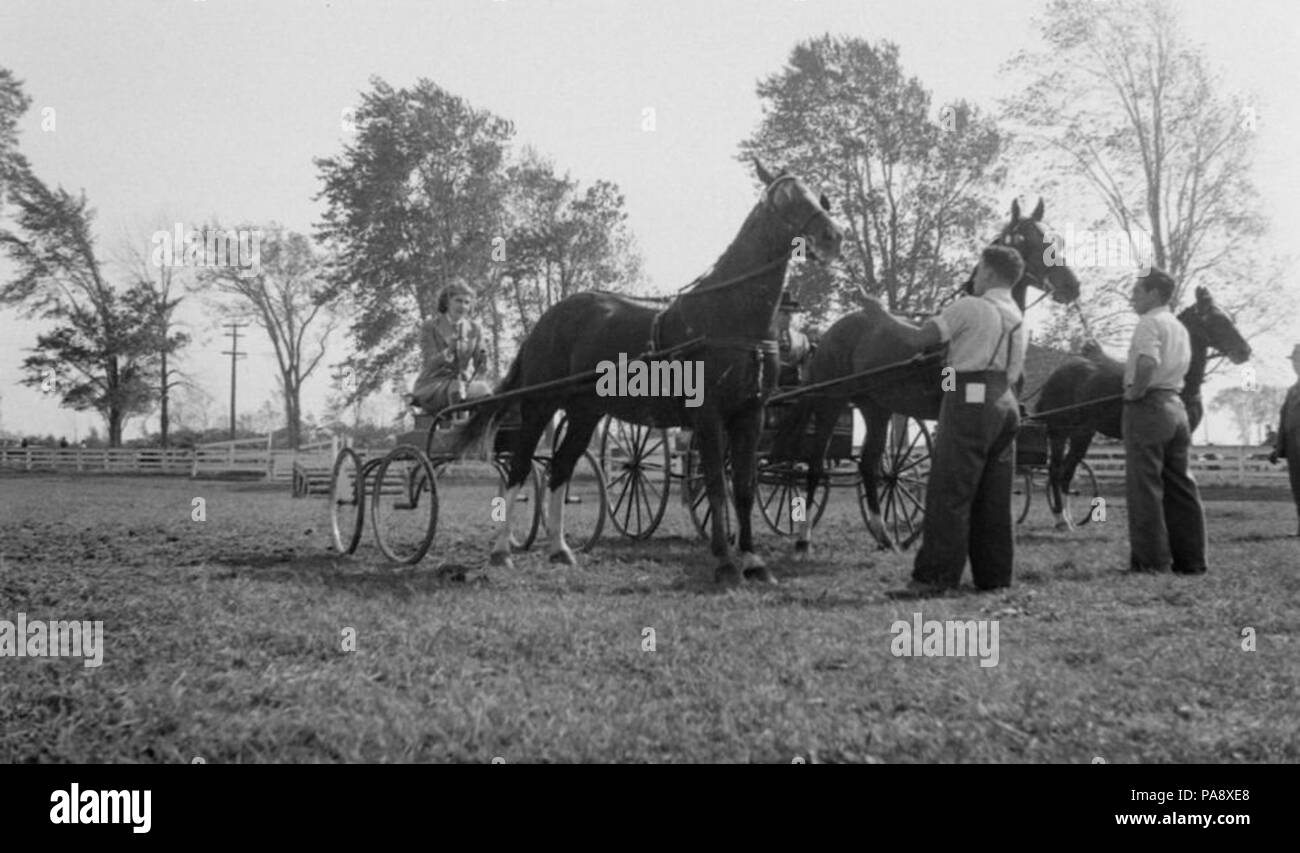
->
[769, 394, 817, 462]
[450, 356, 522, 456]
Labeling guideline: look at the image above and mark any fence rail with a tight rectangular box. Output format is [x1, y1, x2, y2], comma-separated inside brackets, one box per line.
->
[0, 439, 1290, 487]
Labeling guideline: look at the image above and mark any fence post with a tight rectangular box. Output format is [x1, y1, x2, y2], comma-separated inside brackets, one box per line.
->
[1238, 445, 1246, 489]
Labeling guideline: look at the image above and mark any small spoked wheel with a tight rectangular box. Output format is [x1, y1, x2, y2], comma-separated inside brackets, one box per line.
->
[684, 433, 734, 542]
[756, 458, 829, 536]
[866, 415, 932, 549]
[537, 450, 608, 554]
[600, 418, 671, 539]
[1014, 468, 1035, 525]
[369, 445, 439, 564]
[329, 447, 365, 555]
[1067, 460, 1100, 527]
[493, 454, 544, 551]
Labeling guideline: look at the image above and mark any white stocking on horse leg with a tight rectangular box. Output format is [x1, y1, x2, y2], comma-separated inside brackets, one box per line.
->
[547, 486, 576, 565]
[491, 484, 520, 567]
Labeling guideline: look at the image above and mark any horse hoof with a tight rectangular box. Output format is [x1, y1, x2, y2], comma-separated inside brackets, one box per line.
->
[792, 541, 810, 561]
[744, 565, 779, 585]
[489, 551, 514, 570]
[1054, 520, 1071, 532]
[714, 564, 743, 588]
[548, 548, 577, 566]
[508, 535, 527, 552]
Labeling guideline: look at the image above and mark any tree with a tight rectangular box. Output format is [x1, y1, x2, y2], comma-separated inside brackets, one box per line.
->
[1003, 0, 1286, 354]
[1210, 385, 1286, 445]
[739, 36, 1007, 324]
[499, 148, 644, 351]
[0, 67, 32, 204]
[120, 242, 190, 447]
[0, 169, 166, 445]
[195, 225, 335, 449]
[315, 77, 514, 398]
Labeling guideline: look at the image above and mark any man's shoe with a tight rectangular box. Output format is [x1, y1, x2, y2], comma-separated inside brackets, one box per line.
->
[1129, 558, 1171, 574]
[1173, 565, 1207, 575]
[886, 580, 954, 600]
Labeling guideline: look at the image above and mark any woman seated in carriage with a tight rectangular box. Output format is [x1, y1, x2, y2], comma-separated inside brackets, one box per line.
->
[411, 282, 493, 419]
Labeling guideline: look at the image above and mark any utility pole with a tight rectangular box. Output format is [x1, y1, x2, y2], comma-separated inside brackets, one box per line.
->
[221, 322, 249, 440]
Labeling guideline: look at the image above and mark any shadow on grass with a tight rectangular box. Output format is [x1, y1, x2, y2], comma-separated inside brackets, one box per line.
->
[208, 549, 490, 594]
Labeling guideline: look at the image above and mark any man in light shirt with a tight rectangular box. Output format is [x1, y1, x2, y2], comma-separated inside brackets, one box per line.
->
[1122, 268, 1207, 574]
[888, 245, 1026, 597]
[1267, 343, 1300, 536]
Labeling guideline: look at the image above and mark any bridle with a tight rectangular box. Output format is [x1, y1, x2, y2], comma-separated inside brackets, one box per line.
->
[675, 174, 832, 300]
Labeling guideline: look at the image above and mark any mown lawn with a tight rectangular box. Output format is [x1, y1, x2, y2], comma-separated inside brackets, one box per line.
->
[1, 472, 1297, 763]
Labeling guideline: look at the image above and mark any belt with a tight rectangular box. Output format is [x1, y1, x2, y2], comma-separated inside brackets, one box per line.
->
[955, 370, 1008, 382]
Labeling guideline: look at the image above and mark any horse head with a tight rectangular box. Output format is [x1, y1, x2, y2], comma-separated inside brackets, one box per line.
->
[1178, 285, 1252, 364]
[994, 197, 1081, 307]
[753, 159, 844, 264]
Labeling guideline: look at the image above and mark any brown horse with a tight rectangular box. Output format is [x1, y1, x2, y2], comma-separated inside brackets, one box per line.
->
[771, 198, 1081, 554]
[453, 161, 844, 585]
[1037, 285, 1251, 529]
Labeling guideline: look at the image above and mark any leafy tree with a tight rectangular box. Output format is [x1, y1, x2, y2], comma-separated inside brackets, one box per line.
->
[739, 35, 1007, 324]
[315, 77, 514, 397]
[194, 225, 335, 449]
[1003, 0, 1285, 355]
[1210, 384, 1287, 445]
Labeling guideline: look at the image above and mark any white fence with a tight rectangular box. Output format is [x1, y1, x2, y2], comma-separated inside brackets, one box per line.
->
[0, 437, 1290, 488]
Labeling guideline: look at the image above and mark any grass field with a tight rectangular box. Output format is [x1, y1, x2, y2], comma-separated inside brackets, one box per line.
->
[2, 472, 1297, 763]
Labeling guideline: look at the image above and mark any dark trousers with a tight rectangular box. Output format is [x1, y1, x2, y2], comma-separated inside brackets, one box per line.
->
[913, 372, 1020, 589]
[1285, 431, 1300, 527]
[1122, 390, 1208, 573]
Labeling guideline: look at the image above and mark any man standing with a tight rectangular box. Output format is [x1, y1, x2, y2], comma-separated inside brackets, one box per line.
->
[888, 245, 1026, 597]
[776, 291, 810, 387]
[1268, 343, 1300, 536]
[1122, 268, 1207, 574]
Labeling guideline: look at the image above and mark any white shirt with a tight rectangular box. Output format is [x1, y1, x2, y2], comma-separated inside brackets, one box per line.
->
[933, 288, 1026, 383]
[1124, 305, 1190, 392]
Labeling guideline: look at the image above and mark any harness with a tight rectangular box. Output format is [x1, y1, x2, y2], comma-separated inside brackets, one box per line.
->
[644, 174, 832, 399]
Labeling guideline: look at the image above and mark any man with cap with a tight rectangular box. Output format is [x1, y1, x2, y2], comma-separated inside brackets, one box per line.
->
[886, 244, 1027, 597]
[1268, 343, 1300, 536]
[1122, 267, 1207, 574]
[776, 291, 810, 387]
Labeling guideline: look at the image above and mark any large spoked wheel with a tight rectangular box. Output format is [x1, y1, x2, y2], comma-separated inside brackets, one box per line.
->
[369, 445, 439, 564]
[329, 447, 365, 555]
[493, 454, 544, 551]
[600, 419, 671, 539]
[1068, 460, 1100, 527]
[537, 450, 608, 554]
[684, 433, 734, 542]
[1014, 468, 1035, 525]
[862, 415, 932, 549]
[756, 458, 829, 536]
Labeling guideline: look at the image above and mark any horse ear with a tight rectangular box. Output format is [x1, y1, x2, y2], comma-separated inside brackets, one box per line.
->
[753, 158, 775, 187]
[819, 193, 832, 213]
[1010, 198, 1022, 223]
[1031, 198, 1045, 221]
[1196, 285, 1211, 304]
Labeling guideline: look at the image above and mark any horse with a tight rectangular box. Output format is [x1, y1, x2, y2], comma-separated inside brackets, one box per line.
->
[452, 161, 844, 586]
[770, 198, 1082, 554]
[1037, 285, 1251, 529]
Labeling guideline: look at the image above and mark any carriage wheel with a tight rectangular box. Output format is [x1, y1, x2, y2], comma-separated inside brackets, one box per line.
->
[369, 445, 439, 564]
[1014, 469, 1034, 525]
[537, 450, 607, 553]
[861, 416, 932, 549]
[600, 419, 671, 539]
[684, 434, 734, 542]
[329, 447, 365, 555]
[756, 458, 830, 536]
[1068, 460, 1100, 527]
[493, 455, 543, 551]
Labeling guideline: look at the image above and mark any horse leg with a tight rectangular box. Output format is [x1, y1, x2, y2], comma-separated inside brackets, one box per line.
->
[794, 399, 837, 559]
[542, 406, 602, 566]
[1046, 426, 1069, 530]
[696, 418, 740, 587]
[857, 401, 895, 551]
[729, 406, 775, 584]
[491, 400, 554, 568]
[1058, 430, 1094, 530]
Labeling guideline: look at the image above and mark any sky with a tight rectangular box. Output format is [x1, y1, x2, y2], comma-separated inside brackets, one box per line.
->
[1, 0, 1298, 443]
